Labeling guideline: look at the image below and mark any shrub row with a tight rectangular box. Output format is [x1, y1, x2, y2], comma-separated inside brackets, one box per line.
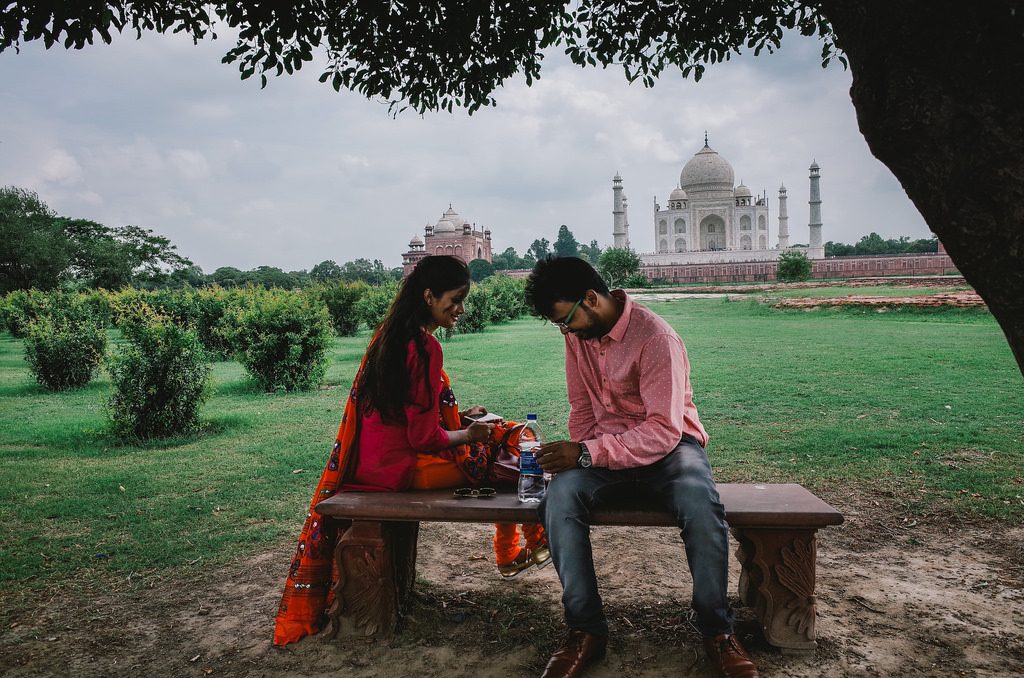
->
[2, 275, 530, 438]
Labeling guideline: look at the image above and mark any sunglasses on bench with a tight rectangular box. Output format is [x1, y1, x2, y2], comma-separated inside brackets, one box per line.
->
[452, 487, 497, 499]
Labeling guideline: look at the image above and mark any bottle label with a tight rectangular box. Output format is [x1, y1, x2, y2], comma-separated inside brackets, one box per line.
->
[519, 446, 543, 476]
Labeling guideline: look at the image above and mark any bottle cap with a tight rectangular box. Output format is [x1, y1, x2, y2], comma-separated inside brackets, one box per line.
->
[526, 413, 538, 420]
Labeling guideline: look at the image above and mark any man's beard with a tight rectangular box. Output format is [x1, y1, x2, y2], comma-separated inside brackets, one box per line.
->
[574, 306, 608, 340]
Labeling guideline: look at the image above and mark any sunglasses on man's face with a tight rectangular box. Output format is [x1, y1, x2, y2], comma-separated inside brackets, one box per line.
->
[551, 297, 584, 329]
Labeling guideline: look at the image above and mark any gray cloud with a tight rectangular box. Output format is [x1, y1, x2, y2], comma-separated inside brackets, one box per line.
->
[0, 30, 930, 272]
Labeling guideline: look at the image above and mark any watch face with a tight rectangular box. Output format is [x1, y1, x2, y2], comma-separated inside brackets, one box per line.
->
[579, 453, 592, 468]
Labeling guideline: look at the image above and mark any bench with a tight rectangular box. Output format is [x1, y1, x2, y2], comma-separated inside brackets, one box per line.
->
[314, 483, 843, 651]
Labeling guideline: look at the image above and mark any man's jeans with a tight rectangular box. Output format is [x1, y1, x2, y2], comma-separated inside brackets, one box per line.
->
[538, 438, 734, 638]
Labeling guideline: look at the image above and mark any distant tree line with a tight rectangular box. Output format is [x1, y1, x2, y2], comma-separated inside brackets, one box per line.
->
[825, 233, 938, 257]
[489, 224, 603, 272]
[0, 186, 403, 293]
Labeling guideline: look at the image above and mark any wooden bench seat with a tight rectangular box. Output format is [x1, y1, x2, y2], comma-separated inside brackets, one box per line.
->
[315, 483, 843, 651]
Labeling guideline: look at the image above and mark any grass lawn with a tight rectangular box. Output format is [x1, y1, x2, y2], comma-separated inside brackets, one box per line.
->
[1, 295, 1021, 593]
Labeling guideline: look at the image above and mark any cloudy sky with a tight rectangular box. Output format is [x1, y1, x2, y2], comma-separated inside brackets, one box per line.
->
[0, 27, 932, 273]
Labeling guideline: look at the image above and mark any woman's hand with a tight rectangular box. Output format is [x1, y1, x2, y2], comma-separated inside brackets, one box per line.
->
[464, 421, 494, 444]
[459, 405, 488, 426]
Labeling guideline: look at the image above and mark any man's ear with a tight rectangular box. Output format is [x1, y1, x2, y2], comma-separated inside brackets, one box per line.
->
[583, 289, 598, 307]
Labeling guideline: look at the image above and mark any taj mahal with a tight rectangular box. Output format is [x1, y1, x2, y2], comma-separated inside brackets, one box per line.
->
[614, 135, 825, 265]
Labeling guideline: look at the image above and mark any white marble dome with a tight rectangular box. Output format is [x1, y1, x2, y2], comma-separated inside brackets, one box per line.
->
[410, 235, 424, 246]
[442, 207, 466, 229]
[735, 183, 752, 197]
[680, 144, 735, 192]
[669, 187, 689, 202]
[434, 218, 457, 233]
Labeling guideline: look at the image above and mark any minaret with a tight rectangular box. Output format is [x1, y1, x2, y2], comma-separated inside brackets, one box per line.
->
[808, 160, 824, 259]
[622, 195, 632, 249]
[777, 183, 790, 249]
[612, 173, 629, 249]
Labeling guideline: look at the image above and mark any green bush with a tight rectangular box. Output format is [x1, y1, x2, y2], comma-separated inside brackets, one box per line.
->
[24, 316, 107, 390]
[353, 281, 399, 332]
[228, 288, 333, 392]
[455, 286, 490, 334]
[106, 306, 211, 439]
[108, 288, 155, 328]
[110, 286, 247, 360]
[479, 275, 527, 323]
[312, 281, 368, 336]
[598, 248, 642, 288]
[79, 290, 114, 328]
[777, 250, 813, 282]
[2, 289, 56, 336]
[622, 273, 652, 288]
[2, 289, 109, 336]
[192, 286, 246, 360]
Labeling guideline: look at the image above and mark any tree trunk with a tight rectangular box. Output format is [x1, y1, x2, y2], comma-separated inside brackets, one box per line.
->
[819, 1, 1024, 377]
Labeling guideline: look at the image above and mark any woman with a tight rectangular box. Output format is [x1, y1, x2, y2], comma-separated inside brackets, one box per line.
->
[273, 256, 543, 646]
[344, 255, 494, 492]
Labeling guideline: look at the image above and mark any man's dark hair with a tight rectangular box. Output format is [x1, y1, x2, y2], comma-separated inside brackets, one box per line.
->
[525, 256, 610, 318]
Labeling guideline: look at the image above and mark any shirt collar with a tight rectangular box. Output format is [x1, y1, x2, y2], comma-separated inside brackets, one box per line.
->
[605, 289, 632, 342]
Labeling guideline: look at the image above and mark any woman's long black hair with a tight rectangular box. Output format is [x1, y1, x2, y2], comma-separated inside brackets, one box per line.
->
[357, 255, 470, 422]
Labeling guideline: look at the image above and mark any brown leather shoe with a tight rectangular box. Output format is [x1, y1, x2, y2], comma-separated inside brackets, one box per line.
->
[703, 633, 760, 678]
[539, 629, 607, 678]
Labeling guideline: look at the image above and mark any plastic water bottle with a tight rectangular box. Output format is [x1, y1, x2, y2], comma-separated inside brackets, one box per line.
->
[518, 414, 546, 503]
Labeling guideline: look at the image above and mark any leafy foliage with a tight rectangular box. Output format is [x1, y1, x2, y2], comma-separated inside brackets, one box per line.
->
[622, 273, 652, 288]
[226, 288, 333, 392]
[825, 233, 939, 257]
[353, 281, 399, 332]
[24, 315, 107, 390]
[311, 281, 367, 336]
[578, 239, 603, 264]
[1, 288, 105, 337]
[1, 186, 193, 293]
[454, 285, 490, 334]
[309, 259, 343, 282]
[598, 248, 642, 288]
[491, 247, 533, 271]
[0, 3, 836, 114]
[61, 219, 193, 289]
[478, 275, 528, 324]
[467, 258, 495, 282]
[553, 225, 579, 257]
[777, 249, 813, 282]
[106, 306, 211, 439]
[527, 238, 551, 262]
[0, 186, 68, 293]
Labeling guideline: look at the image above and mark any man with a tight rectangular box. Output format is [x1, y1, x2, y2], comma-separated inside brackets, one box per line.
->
[525, 256, 759, 678]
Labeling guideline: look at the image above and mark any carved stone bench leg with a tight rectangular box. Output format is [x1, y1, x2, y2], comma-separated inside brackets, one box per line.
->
[731, 527, 819, 652]
[324, 520, 419, 639]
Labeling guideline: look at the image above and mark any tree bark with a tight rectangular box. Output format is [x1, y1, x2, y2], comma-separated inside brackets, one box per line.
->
[819, 1, 1024, 377]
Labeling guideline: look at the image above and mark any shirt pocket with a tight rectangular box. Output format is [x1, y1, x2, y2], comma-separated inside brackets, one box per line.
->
[610, 378, 646, 418]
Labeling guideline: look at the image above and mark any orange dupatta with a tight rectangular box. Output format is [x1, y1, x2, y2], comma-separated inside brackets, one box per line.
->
[273, 354, 506, 645]
[272, 354, 368, 646]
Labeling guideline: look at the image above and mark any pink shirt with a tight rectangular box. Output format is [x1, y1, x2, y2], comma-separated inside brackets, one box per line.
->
[565, 290, 708, 470]
[344, 333, 452, 492]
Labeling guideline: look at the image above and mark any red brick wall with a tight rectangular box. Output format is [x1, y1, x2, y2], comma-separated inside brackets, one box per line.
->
[640, 253, 959, 284]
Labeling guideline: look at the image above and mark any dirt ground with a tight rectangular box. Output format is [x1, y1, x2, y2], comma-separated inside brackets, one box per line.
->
[1, 493, 1022, 678]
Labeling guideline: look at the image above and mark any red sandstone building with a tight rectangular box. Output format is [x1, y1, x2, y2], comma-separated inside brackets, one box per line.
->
[402, 205, 493, 276]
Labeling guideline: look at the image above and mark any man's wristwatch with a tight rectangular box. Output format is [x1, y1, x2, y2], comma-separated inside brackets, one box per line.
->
[577, 442, 593, 468]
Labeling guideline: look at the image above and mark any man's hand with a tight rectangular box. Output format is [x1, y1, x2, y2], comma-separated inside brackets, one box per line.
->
[536, 440, 582, 473]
